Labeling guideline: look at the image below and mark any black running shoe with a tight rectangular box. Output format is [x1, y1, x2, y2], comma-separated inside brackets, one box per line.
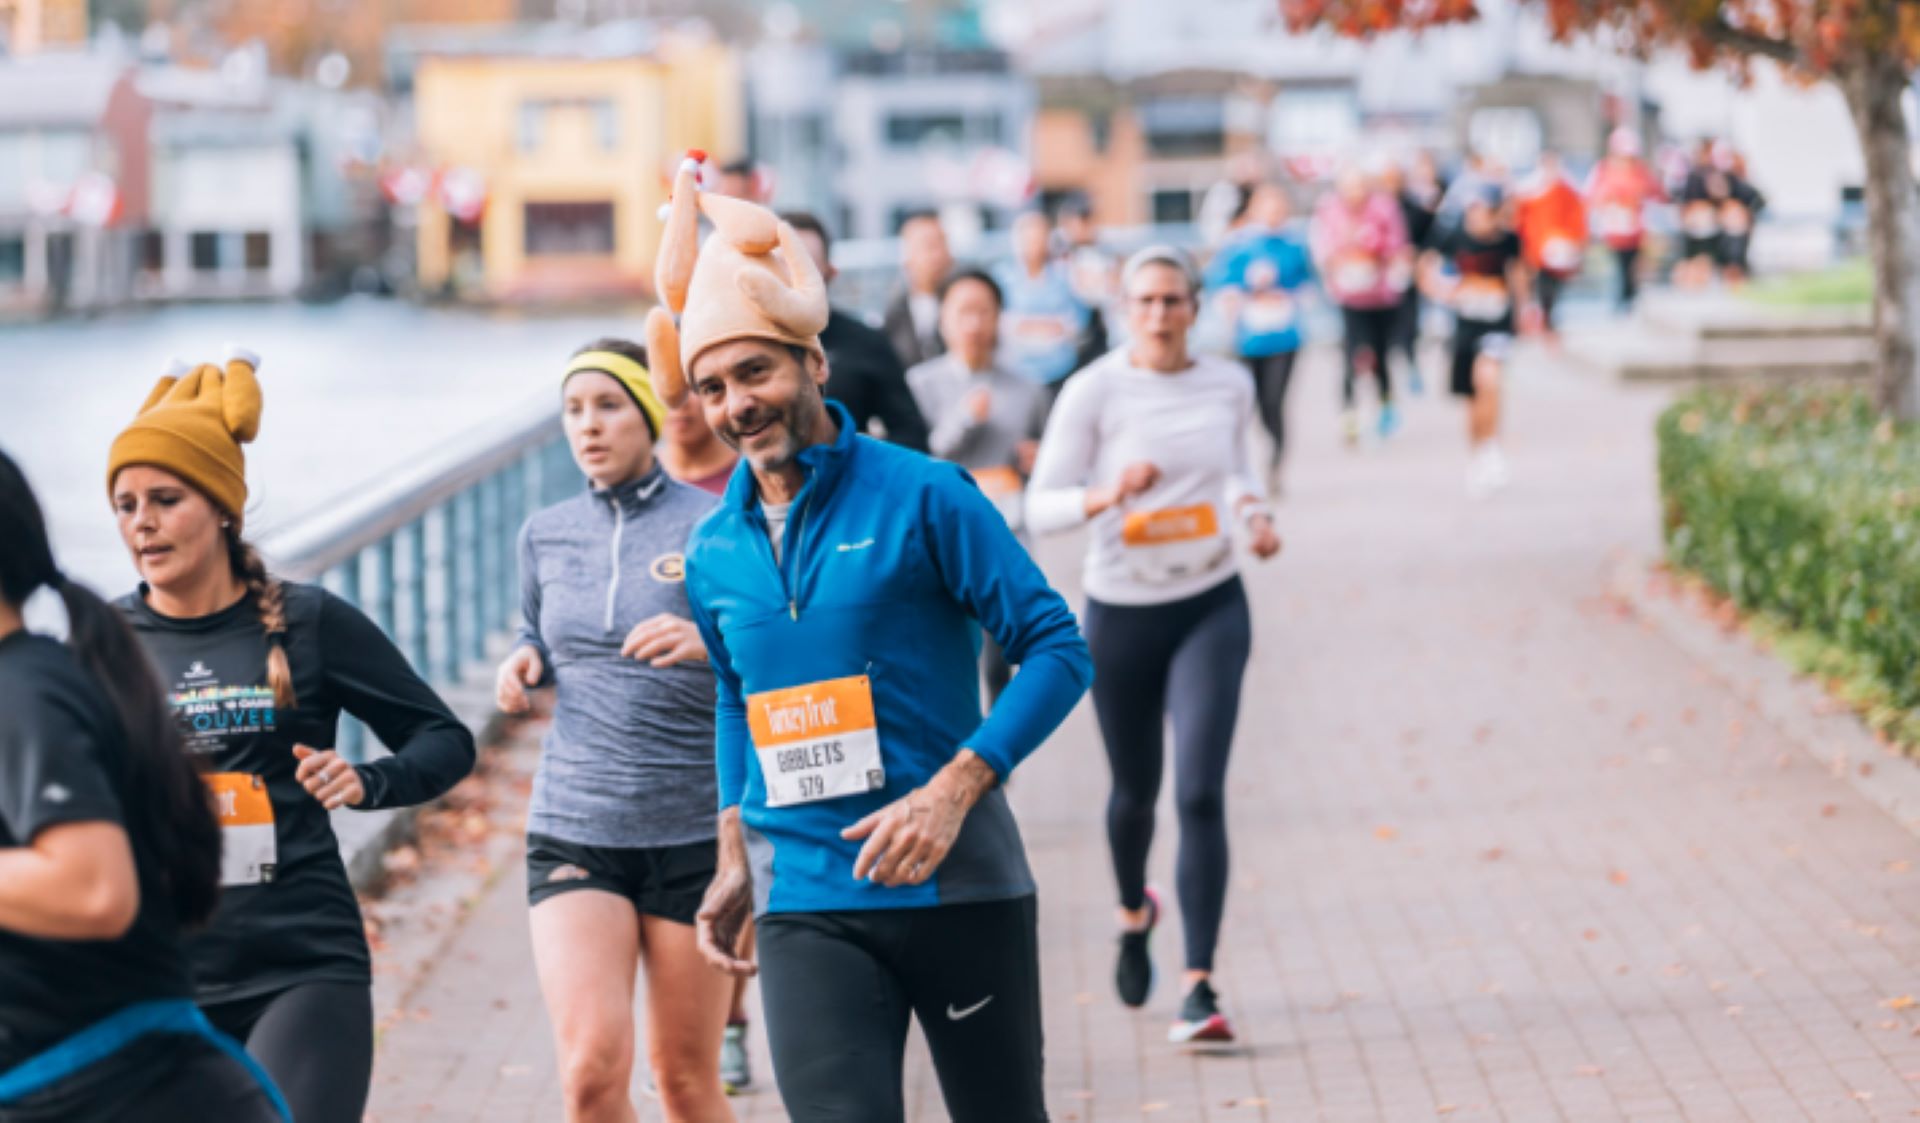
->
[1168, 978, 1235, 1044]
[1114, 887, 1160, 1008]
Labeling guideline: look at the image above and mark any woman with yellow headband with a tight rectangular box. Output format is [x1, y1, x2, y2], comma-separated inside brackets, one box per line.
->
[494, 338, 737, 1123]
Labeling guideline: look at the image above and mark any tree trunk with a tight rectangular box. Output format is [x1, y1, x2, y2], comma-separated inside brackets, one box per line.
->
[1841, 52, 1920, 419]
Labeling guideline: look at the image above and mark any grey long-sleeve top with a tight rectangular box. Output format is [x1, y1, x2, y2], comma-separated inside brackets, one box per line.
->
[516, 466, 721, 848]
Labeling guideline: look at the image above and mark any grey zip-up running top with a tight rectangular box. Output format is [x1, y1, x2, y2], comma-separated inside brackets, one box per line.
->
[516, 465, 721, 848]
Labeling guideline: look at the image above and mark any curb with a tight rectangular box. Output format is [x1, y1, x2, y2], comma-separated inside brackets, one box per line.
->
[336, 680, 512, 894]
[1607, 555, 1920, 838]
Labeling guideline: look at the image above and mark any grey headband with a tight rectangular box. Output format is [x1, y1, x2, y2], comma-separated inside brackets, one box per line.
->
[1121, 244, 1201, 297]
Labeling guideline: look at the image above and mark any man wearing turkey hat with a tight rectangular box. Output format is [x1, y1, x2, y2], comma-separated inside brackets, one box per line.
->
[644, 154, 1092, 1120]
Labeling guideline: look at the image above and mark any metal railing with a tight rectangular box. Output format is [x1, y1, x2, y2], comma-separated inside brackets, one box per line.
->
[257, 395, 577, 761]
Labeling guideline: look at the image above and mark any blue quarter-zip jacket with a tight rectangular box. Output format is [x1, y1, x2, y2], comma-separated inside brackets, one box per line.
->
[685, 401, 1093, 915]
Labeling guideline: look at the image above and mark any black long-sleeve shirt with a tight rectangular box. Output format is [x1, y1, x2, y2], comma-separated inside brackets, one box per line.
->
[824, 307, 932, 452]
[120, 582, 475, 1003]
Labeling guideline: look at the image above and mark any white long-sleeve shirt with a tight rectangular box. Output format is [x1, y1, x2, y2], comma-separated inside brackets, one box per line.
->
[1026, 349, 1267, 606]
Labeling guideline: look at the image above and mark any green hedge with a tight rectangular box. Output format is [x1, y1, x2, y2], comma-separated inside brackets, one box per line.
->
[1657, 386, 1920, 735]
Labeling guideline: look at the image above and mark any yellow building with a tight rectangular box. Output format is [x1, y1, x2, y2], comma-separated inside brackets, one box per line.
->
[408, 27, 743, 302]
[3, 0, 87, 53]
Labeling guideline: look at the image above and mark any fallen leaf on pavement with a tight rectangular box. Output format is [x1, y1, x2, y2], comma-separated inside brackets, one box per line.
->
[1882, 995, 1916, 1011]
[1607, 870, 1630, 886]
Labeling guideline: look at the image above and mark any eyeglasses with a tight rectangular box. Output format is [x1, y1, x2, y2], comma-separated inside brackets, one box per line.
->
[1130, 294, 1193, 310]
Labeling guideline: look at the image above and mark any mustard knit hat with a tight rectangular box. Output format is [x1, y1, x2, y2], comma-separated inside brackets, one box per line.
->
[106, 347, 262, 527]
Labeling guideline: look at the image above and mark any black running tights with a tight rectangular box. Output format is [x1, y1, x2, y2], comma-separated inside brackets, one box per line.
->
[1340, 305, 1398, 408]
[1243, 351, 1298, 462]
[202, 981, 372, 1123]
[1084, 577, 1252, 973]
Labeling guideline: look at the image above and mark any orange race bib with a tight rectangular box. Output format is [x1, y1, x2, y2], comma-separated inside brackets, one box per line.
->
[207, 772, 276, 886]
[1123, 505, 1220, 546]
[1455, 277, 1511, 322]
[972, 465, 1026, 530]
[1121, 504, 1230, 584]
[748, 675, 886, 807]
[972, 465, 1024, 501]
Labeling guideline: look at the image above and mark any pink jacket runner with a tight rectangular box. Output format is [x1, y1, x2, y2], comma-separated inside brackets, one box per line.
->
[1310, 191, 1411, 310]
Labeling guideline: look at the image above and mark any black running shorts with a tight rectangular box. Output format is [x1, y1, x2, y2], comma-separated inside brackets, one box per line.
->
[525, 834, 717, 925]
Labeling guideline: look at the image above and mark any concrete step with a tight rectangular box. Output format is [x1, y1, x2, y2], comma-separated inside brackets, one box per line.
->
[1566, 325, 1874, 384]
[1636, 293, 1869, 342]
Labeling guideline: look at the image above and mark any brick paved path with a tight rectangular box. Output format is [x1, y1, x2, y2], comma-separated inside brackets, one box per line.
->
[367, 343, 1920, 1121]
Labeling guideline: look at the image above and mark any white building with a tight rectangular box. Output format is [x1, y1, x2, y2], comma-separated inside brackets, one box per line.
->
[137, 59, 306, 301]
[0, 51, 149, 317]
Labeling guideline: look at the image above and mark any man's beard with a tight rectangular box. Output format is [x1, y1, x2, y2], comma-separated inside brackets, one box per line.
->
[721, 387, 820, 471]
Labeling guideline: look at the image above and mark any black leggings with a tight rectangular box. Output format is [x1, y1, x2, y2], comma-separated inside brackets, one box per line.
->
[757, 897, 1044, 1122]
[3, 1031, 285, 1123]
[202, 982, 372, 1123]
[1339, 305, 1397, 407]
[1614, 245, 1640, 310]
[1242, 351, 1298, 463]
[1390, 288, 1422, 372]
[1537, 272, 1566, 331]
[1084, 577, 1252, 973]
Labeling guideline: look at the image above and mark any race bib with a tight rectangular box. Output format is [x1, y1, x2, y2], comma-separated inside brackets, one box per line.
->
[1682, 203, 1720, 239]
[1331, 256, 1380, 297]
[1599, 204, 1638, 238]
[1541, 237, 1583, 273]
[1720, 203, 1751, 235]
[1456, 277, 1511, 322]
[1242, 291, 1296, 333]
[748, 676, 886, 808]
[1386, 258, 1414, 293]
[972, 465, 1026, 529]
[207, 773, 276, 886]
[1009, 313, 1072, 344]
[1121, 504, 1229, 583]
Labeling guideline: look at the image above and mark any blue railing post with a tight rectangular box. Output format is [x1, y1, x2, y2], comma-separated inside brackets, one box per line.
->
[479, 474, 504, 642]
[406, 517, 429, 673]
[334, 554, 366, 763]
[432, 506, 459, 684]
[371, 537, 397, 639]
[461, 487, 485, 665]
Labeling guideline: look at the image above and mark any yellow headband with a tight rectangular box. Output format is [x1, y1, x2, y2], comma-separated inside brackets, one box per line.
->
[565, 351, 668, 437]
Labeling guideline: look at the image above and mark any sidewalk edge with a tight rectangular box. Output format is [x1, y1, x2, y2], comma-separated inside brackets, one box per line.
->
[1607, 554, 1920, 838]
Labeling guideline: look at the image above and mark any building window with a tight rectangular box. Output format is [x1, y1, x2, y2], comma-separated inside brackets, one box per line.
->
[1269, 87, 1358, 155]
[1140, 98, 1226, 158]
[593, 101, 618, 151]
[1090, 112, 1112, 154]
[138, 230, 163, 274]
[244, 232, 272, 271]
[1151, 189, 1194, 224]
[886, 112, 966, 148]
[190, 232, 220, 272]
[525, 202, 615, 256]
[518, 103, 544, 153]
[0, 235, 23, 283]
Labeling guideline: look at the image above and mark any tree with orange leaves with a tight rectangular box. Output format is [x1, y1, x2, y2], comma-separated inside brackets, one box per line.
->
[1283, 0, 1920, 418]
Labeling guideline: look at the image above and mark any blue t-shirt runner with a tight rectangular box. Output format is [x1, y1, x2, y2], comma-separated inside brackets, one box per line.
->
[994, 259, 1092, 386]
[1206, 226, 1314, 359]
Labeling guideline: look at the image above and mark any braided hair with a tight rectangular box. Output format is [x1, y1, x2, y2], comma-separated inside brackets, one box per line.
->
[225, 528, 297, 710]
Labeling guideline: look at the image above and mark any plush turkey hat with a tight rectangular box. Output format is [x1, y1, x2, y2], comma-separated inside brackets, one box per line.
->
[643, 154, 829, 406]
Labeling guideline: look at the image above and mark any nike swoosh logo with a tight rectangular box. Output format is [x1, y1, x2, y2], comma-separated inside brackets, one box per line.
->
[947, 996, 994, 1021]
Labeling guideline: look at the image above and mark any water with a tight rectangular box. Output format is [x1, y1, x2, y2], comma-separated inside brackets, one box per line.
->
[1, 298, 632, 592]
